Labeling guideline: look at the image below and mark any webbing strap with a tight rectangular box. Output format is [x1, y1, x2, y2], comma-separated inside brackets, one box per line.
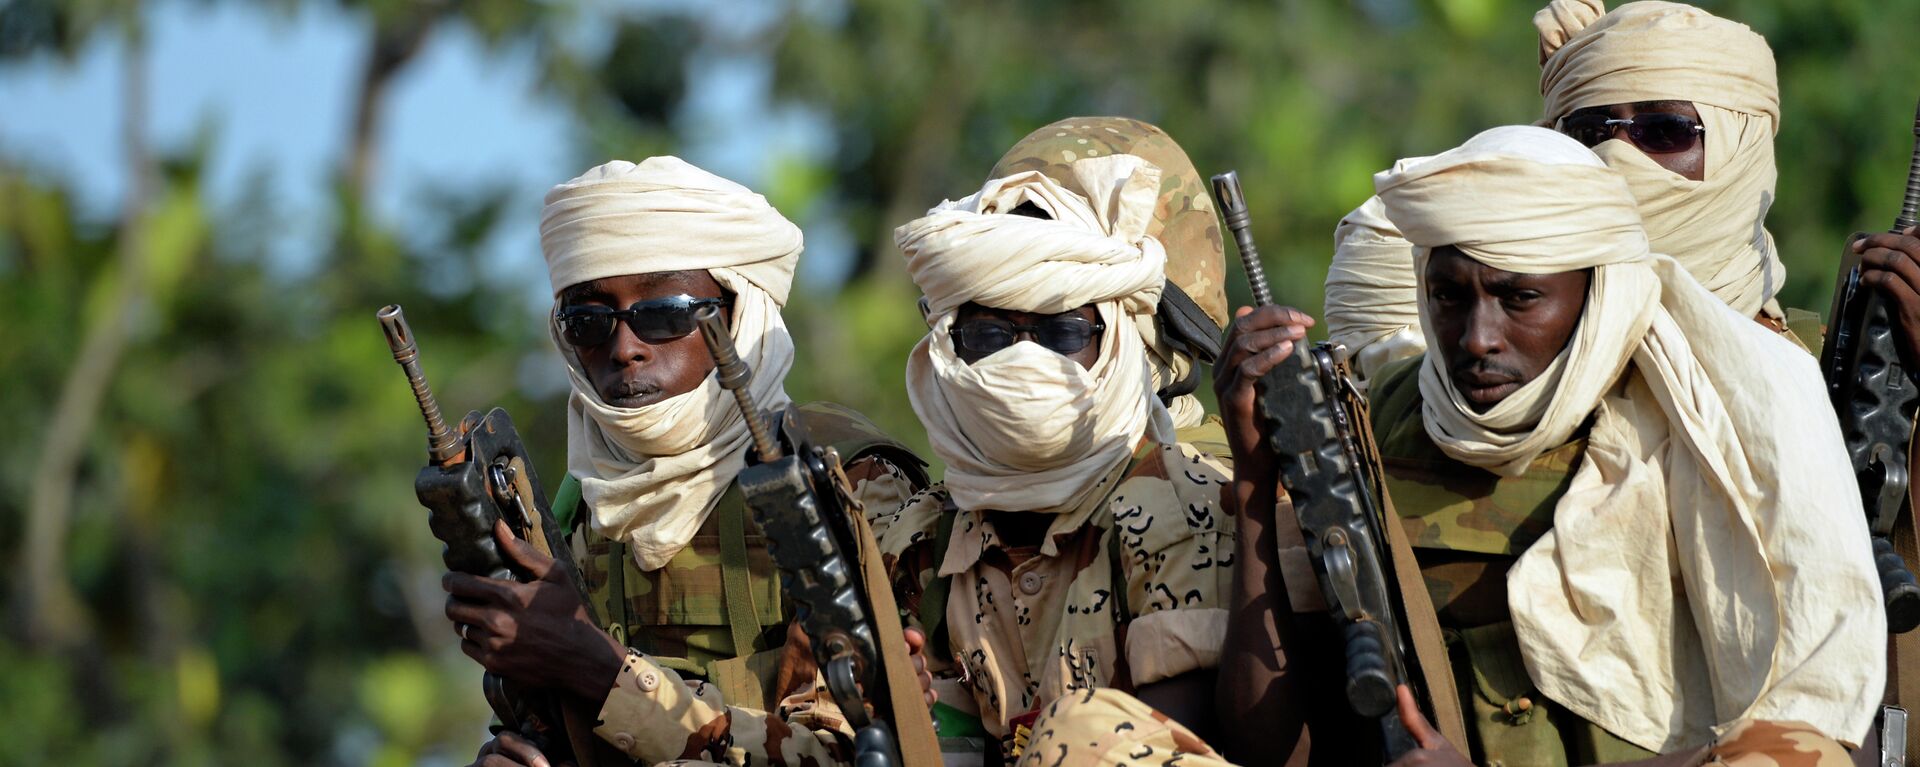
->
[1342, 362, 1470, 751]
[1891, 432, 1920, 763]
[716, 486, 761, 662]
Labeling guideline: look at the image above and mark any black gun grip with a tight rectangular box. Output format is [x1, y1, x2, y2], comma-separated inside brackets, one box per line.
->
[1343, 619, 1397, 718]
[1874, 535, 1920, 633]
[416, 461, 513, 581]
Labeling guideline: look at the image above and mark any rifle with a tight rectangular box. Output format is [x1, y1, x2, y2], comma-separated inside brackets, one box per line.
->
[1210, 171, 1424, 760]
[377, 305, 627, 767]
[1820, 98, 1920, 637]
[694, 305, 937, 767]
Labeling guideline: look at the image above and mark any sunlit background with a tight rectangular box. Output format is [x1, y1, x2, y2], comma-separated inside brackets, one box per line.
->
[2, 0, 1914, 763]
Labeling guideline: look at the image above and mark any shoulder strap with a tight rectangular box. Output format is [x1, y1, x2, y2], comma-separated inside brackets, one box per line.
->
[553, 474, 583, 535]
[1340, 359, 1470, 751]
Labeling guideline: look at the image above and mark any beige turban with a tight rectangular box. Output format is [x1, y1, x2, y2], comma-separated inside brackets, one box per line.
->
[896, 154, 1173, 514]
[1379, 126, 1883, 751]
[1327, 1, 1789, 381]
[1538, 0, 1784, 316]
[1324, 180, 1424, 387]
[541, 157, 797, 570]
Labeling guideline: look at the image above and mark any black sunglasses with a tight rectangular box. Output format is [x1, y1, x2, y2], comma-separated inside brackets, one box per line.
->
[555, 294, 729, 347]
[1559, 112, 1706, 154]
[949, 315, 1106, 356]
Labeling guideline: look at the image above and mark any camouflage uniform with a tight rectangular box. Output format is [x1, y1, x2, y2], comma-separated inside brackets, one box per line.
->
[1010, 689, 1852, 767]
[560, 403, 926, 766]
[1369, 355, 1853, 766]
[872, 432, 1235, 763]
[1000, 354, 1860, 767]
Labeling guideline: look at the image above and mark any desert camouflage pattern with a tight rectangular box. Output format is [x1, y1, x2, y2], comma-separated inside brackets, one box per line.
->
[1010, 688, 1851, 767]
[1012, 687, 1234, 767]
[570, 404, 924, 767]
[990, 117, 1228, 330]
[872, 439, 1235, 747]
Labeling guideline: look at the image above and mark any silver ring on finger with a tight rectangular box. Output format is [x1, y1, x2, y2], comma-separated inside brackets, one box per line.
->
[459, 622, 471, 642]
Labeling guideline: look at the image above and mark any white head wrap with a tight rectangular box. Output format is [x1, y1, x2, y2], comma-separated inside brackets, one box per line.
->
[1326, 1, 1788, 378]
[896, 154, 1173, 514]
[1377, 126, 1883, 750]
[541, 157, 798, 570]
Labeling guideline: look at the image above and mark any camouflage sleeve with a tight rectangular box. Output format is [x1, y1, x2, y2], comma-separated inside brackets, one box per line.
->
[1700, 719, 1854, 766]
[845, 454, 918, 541]
[1015, 688, 1235, 767]
[873, 488, 948, 620]
[1115, 443, 1236, 687]
[594, 650, 856, 766]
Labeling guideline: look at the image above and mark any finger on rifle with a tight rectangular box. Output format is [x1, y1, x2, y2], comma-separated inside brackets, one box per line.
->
[1864, 255, 1920, 307]
[904, 627, 926, 654]
[1395, 684, 1446, 751]
[494, 519, 556, 580]
[1863, 242, 1920, 287]
[444, 571, 515, 604]
[494, 730, 552, 767]
[445, 597, 496, 633]
[1238, 336, 1296, 382]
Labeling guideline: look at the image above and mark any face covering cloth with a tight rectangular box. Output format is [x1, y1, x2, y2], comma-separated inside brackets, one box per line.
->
[541, 156, 798, 570]
[1378, 126, 1883, 751]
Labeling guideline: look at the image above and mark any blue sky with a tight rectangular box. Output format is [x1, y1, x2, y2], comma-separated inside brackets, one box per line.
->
[0, 0, 846, 295]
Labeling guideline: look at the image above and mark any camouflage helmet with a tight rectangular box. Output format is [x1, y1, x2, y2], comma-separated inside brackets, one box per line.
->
[989, 117, 1229, 330]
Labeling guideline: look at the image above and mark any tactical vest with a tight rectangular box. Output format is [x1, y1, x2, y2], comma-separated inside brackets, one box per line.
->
[1369, 358, 1655, 766]
[554, 402, 928, 711]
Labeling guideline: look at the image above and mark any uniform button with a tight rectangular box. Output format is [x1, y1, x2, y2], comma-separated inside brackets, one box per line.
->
[1019, 572, 1044, 595]
[637, 670, 661, 693]
[613, 733, 636, 751]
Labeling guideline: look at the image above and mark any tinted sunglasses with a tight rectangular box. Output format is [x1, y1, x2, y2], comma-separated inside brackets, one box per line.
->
[949, 315, 1105, 356]
[555, 294, 729, 347]
[1559, 112, 1705, 154]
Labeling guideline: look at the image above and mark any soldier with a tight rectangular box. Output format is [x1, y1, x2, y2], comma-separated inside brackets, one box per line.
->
[443, 157, 933, 767]
[1326, 0, 1817, 385]
[1205, 127, 1883, 766]
[874, 118, 1241, 766]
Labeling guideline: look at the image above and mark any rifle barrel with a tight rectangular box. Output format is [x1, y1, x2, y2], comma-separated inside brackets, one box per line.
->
[694, 305, 782, 461]
[1897, 97, 1920, 234]
[1210, 171, 1275, 307]
[377, 304, 461, 465]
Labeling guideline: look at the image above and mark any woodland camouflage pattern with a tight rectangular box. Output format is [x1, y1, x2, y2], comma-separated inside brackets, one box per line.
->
[570, 404, 925, 767]
[990, 116, 1229, 330]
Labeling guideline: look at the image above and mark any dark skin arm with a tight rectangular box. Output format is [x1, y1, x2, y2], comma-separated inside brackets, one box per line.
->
[1390, 685, 1711, 767]
[468, 730, 571, 767]
[444, 520, 627, 703]
[1212, 305, 1359, 766]
[1854, 227, 1920, 373]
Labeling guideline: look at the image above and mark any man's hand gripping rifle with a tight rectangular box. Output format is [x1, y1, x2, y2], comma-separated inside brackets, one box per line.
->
[694, 306, 933, 767]
[1211, 172, 1426, 760]
[377, 305, 622, 767]
[1821, 98, 1920, 637]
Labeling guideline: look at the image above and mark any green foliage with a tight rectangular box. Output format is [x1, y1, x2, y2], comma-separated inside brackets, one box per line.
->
[5, 0, 1917, 762]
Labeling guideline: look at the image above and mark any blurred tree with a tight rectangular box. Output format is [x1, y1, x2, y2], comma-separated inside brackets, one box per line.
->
[4, 0, 1920, 763]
